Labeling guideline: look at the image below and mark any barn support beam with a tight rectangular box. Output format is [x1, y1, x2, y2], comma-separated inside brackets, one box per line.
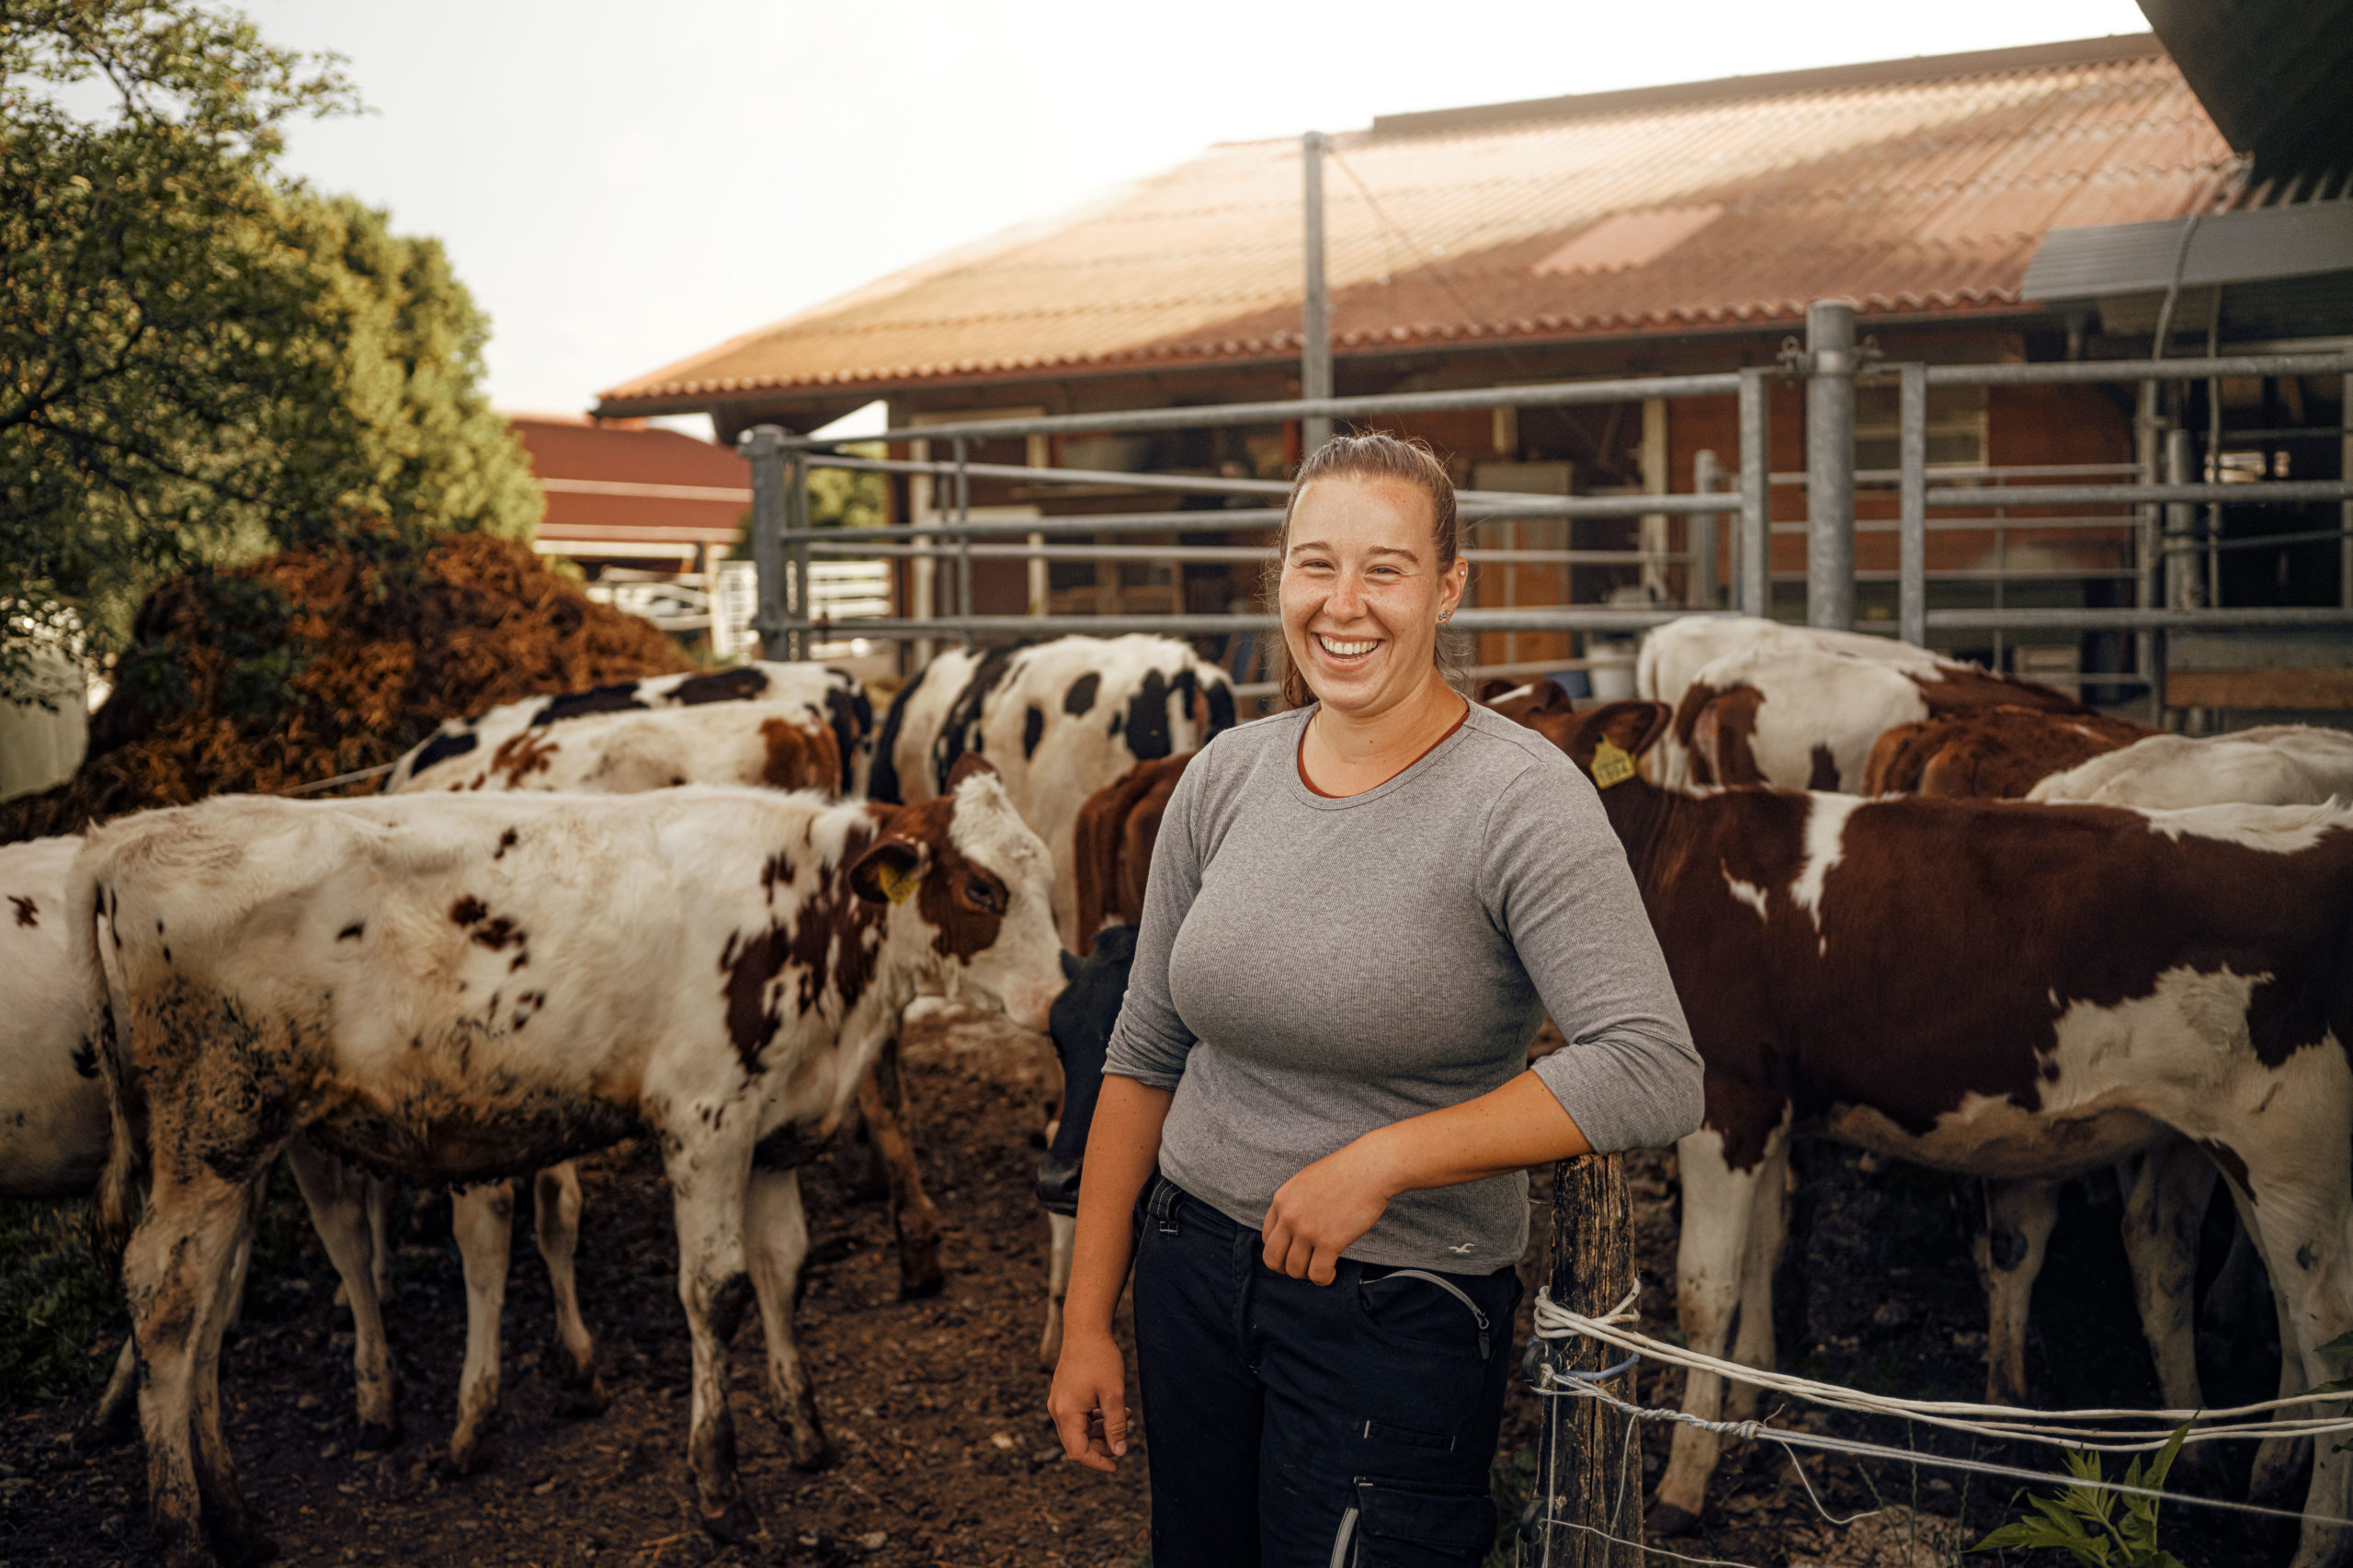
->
[742, 425, 791, 657]
[1897, 363, 1927, 646]
[1691, 449, 1721, 609]
[1805, 300, 1859, 631]
[1302, 131, 1332, 456]
[1737, 368, 1771, 617]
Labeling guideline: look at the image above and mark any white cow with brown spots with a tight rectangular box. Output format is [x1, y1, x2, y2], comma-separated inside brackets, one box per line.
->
[79, 766, 1063, 1566]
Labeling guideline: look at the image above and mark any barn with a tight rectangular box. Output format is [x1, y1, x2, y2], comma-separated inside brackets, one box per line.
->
[596, 30, 2353, 710]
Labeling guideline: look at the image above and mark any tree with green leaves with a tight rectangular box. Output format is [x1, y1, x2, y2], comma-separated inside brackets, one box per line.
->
[1, 0, 540, 695]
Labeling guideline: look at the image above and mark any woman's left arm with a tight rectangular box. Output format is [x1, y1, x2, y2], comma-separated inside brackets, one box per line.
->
[1262, 1071, 1589, 1283]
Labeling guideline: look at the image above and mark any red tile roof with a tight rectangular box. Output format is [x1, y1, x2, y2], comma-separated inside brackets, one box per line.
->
[597, 34, 2233, 415]
[510, 415, 748, 551]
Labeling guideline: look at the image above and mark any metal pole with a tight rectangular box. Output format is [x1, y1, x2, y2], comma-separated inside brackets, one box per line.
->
[1738, 368, 1770, 618]
[954, 437, 973, 649]
[2135, 383, 2164, 722]
[1690, 449, 1721, 609]
[2341, 372, 2351, 609]
[1302, 130, 1333, 455]
[1898, 361, 1927, 646]
[740, 425, 790, 657]
[786, 449, 812, 661]
[2165, 427, 2201, 610]
[1805, 300, 1858, 631]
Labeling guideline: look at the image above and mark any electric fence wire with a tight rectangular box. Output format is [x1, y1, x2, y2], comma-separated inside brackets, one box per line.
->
[1522, 1282, 2353, 1540]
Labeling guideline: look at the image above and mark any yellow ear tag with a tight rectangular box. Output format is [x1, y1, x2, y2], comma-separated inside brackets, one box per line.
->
[1590, 738, 1637, 790]
[879, 861, 916, 904]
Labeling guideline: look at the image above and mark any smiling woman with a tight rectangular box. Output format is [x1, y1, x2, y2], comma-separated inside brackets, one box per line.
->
[1046, 432, 1705, 1568]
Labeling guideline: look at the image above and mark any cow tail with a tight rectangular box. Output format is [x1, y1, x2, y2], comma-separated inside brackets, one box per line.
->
[71, 854, 145, 1281]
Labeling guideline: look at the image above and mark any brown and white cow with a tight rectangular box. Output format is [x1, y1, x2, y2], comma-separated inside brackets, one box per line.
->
[1504, 687, 2353, 1566]
[78, 770, 1063, 1566]
[386, 662, 872, 798]
[1636, 614, 1962, 718]
[2030, 724, 2353, 811]
[1665, 639, 2086, 792]
[870, 635, 1234, 948]
[1862, 706, 2158, 799]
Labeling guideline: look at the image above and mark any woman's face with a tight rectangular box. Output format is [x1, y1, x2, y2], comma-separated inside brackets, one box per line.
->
[1279, 474, 1468, 720]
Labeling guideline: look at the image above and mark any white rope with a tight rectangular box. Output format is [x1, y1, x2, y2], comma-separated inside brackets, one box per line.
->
[1544, 1372, 2353, 1532]
[1530, 1287, 2353, 1452]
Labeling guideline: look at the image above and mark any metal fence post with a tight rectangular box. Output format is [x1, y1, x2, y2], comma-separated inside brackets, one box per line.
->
[954, 437, 973, 649]
[2341, 371, 2351, 609]
[1302, 130, 1333, 454]
[2165, 427, 2200, 610]
[786, 449, 812, 661]
[1737, 369, 1770, 618]
[1805, 300, 1858, 631]
[1540, 1153, 1642, 1566]
[1691, 449, 1721, 609]
[741, 425, 790, 658]
[1898, 363, 1927, 646]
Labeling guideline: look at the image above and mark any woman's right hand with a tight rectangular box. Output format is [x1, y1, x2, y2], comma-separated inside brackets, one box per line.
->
[1048, 1327, 1131, 1472]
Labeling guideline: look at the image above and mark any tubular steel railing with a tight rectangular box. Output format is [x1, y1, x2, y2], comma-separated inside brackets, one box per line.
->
[737, 318, 2353, 709]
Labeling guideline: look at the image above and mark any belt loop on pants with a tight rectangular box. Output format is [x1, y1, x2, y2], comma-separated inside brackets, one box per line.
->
[1147, 1174, 1183, 1235]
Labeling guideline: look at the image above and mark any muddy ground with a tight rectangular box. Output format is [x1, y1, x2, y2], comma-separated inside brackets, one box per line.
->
[0, 1006, 2286, 1567]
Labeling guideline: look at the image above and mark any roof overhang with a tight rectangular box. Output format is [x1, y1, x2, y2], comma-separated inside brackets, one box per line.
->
[2022, 203, 2353, 300]
[2137, 0, 2353, 178]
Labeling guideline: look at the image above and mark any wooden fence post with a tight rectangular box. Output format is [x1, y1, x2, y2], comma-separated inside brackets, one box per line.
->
[1539, 1152, 1643, 1566]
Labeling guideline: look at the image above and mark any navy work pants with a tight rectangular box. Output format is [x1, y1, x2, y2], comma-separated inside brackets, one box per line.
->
[1131, 1175, 1522, 1568]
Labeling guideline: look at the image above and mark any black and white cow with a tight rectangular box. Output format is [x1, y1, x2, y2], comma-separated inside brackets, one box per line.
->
[80, 770, 1063, 1565]
[388, 662, 872, 799]
[870, 635, 1234, 947]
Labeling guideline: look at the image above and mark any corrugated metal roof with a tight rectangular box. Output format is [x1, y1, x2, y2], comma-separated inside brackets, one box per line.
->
[598, 35, 2232, 414]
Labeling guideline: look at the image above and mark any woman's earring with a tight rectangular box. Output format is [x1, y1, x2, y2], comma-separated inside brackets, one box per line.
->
[1438, 608, 1454, 624]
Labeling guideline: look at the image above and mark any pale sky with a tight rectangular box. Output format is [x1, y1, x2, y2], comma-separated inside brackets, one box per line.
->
[250, 0, 2154, 432]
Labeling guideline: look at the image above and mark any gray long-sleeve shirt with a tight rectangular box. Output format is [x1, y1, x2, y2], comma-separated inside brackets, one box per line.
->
[1102, 701, 1703, 1271]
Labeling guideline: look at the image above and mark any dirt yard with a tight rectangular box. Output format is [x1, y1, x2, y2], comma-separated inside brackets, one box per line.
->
[0, 1006, 2285, 1567]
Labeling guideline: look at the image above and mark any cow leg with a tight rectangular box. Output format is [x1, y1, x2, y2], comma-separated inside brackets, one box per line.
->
[285, 1139, 402, 1449]
[2232, 1132, 2353, 1568]
[364, 1171, 392, 1303]
[128, 1165, 272, 1568]
[188, 1182, 274, 1565]
[2226, 1173, 2315, 1506]
[857, 1033, 943, 1300]
[448, 1180, 515, 1474]
[79, 1338, 142, 1449]
[1038, 1210, 1076, 1370]
[2120, 1142, 2215, 1412]
[1654, 1124, 1767, 1533]
[532, 1164, 606, 1416]
[1974, 1179, 2058, 1407]
[1722, 1125, 1791, 1422]
[669, 1147, 758, 1541]
[745, 1165, 835, 1470]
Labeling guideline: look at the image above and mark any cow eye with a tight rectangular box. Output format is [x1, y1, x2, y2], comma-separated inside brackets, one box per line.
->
[964, 875, 1004, 912]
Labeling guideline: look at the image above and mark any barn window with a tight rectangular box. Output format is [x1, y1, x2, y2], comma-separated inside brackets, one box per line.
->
[1853, 383, 1987, 472]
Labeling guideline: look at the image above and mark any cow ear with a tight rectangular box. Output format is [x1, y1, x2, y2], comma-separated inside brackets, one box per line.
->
[850, 838, 926, 905]
[1567, 700, 1673, 780]
[1477, 677, 1518, 702]
[945, 752, 998, 790]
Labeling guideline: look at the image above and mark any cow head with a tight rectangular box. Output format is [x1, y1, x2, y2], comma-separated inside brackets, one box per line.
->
[850, 756, 1065, 1030]
[1492, 695, 1673, 789]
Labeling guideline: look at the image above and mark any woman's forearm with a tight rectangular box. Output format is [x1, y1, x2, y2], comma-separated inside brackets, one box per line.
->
[1061, 1074, 1174, 1343]
[1364, 1070, 1592, 1197]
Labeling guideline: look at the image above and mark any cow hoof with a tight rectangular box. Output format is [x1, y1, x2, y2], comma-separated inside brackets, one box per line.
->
[698, 1497, 760, 1544]
[446, 1439, 491, 1478]
[356, 1419, 403, 1453]
[787, 1430, 839, 1472]
[898, 1263, 944, 1301]
[555, 1374, 610, 1419]
[211, 1524, 281, 1568]
[1648, 1501, 1701, 1538]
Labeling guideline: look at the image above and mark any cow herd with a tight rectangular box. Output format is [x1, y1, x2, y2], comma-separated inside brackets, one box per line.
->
[7, 617, 2353, 1566]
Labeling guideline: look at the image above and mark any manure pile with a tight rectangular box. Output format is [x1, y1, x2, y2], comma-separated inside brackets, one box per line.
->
[1, 533, 689, 844]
